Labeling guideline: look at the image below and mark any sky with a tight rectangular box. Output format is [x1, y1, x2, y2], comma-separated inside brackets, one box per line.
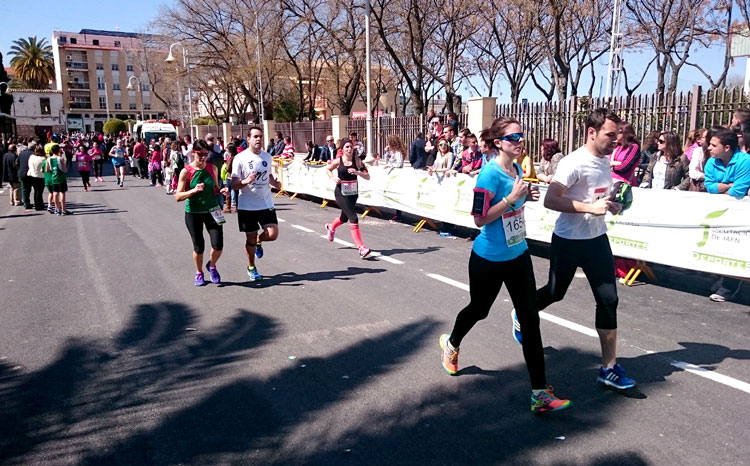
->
[0, 0, 744, 106]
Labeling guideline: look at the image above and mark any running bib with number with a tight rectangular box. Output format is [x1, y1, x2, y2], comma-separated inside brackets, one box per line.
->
[502, 206, 526, 247]
[591, 186, 609, 202]
[209, 206, 226, 225]
[341, 179, 358, 196]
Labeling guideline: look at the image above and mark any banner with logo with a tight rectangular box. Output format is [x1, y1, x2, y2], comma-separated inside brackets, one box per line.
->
[276, 161, 750, 278]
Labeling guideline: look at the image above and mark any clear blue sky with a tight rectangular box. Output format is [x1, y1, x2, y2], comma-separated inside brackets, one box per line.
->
[0, 1, 742, 105]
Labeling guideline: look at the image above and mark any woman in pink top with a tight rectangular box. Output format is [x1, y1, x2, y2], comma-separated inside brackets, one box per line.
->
[610, 122, 640, 184]
[150, 144, 164, 187]
[76, 144, 93, 191]
[89, 142, 103, 182]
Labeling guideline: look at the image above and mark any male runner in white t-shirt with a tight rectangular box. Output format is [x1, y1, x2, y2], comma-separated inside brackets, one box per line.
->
[513, 108, 636, 390]
[230, 126, 280, 281]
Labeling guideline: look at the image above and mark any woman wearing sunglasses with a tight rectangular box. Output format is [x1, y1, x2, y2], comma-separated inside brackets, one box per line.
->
[638, 132, 689, 190]
[439, 117, 571, 413]
[174, 140, 230, 286]
[427, 137, 455, 176]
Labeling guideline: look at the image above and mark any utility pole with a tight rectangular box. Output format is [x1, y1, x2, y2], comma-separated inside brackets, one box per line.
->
[365, 0, 373, 159]
[605, 0, 624, 100]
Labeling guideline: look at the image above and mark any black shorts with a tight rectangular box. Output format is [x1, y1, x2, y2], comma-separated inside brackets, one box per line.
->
[52, 182, 68, 193]
[237, 208, 277, 233]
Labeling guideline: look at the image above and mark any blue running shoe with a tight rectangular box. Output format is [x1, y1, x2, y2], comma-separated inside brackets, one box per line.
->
[195, 272, 205, 287]
[597, 364, 636, 389]
[206, 261, 221, 284]
[247, 266, 262, 281]
[255, 242, 264, 259]
[511, 308, 522, 345]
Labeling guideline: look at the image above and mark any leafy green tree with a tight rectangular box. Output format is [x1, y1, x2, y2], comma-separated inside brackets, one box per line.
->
[8, 37, 54, 89]
[103, 118, 127, 135]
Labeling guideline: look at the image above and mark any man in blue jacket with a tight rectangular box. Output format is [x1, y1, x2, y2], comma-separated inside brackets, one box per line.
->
[705, 128, 750, 199]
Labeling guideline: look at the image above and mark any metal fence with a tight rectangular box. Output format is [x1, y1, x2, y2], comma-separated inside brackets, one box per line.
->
[275, 120, 333, 152]
[494, 86, 749, 162]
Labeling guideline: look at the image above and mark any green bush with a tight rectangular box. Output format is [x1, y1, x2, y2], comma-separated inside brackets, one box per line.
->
[103, 118, 127, 135]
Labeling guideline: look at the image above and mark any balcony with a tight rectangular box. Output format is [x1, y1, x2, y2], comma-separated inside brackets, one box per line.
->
[65, 61, 89, 70]
[69, 102, 92, 109]
[67, 81, 91, 90]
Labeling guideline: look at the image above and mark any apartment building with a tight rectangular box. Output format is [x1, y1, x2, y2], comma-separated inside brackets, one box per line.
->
[51, 29, 168, 133]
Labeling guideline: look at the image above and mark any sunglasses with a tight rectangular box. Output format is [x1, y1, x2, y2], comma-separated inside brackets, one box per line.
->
[438, 143, 448, 147]
[501, 132, 524, 142]
[658, 139, 665, 144]
[326, 139, 334, 142]
[194, 151, 209, 158]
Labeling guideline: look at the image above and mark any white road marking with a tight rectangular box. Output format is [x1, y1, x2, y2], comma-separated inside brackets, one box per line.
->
[369, 252, 404, 265]
[291, 224, 315, 233]
[277, 218, 287, 222]
[428, 272, 750, 394]
[333, 238, 354, 247]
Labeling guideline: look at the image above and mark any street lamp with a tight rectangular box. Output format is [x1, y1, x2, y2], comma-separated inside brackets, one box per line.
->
[166, 43, 193, 138]
[126, 76, 145, 121]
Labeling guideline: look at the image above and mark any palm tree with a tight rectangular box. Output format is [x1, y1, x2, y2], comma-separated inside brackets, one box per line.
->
[9, 36, 55, 89]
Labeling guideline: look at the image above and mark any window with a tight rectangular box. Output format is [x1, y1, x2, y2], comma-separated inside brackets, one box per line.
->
[114, 41, 121, 47]
[97, 76, 105, 90]
[144, 103, 152, 110]
[99, 97, 107, 109]
[142, 84, 149, 91]
[58, 36, 67, 44]
[129, 103, 136, 110]
[111, 64, 119, 71]
[126, 64, 134, 72]
[70, 38, 77, 44]
[96, 63, 103, 70]
[93, 40, 99, 46]
[114, 103, 122, 110]
[112, 83, 121, 91]
[40, 98, 51, 115]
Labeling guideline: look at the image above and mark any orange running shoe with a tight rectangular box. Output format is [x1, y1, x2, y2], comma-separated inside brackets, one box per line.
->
[530, 386, 571, 414]
[439, 334, 459, 375]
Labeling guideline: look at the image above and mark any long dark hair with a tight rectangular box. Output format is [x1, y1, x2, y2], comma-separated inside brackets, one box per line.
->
[541, 138, 559, 160]
[659, 132, 682, 166]
[619, 122, 639, 147]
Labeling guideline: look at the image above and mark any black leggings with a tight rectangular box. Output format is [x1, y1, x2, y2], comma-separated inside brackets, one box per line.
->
[334, 188, 359, 224]
[184, 212, 223, 254]
[537, 233, 618, 329]
[151, 169, 164, 186]
[81, 171, 90, 188]
[449, 250, 546, 389]
[93, 160, 103, 178]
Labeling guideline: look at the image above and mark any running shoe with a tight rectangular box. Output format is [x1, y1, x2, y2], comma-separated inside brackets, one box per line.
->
[206, 261, 221, 284]
[247, 266, 262, 281]
[597, 363, 636, 389]
[325, 223, 335, 242]
[195, 272, 205, 287]
[255, 242, 264, 259]
[47, 207, 56, 215]
[61, 210, 72, 216]
[359, 246, 371, 259]
[530, 386, 571, 413]
[439, 333, 459, 375]
[511, 308, 523, 345]
[84, 188, 88, 192]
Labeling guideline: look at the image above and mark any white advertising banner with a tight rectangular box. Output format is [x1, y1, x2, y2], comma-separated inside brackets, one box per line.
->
[276, 161, 750, 278]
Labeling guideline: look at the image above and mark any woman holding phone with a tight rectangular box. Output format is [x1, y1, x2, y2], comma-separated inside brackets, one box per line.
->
[438, 117, 571, 414]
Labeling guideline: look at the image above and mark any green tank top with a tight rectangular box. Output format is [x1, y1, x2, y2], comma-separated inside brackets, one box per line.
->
[50, 157, 66, 184]
[185, 166, 218, 213]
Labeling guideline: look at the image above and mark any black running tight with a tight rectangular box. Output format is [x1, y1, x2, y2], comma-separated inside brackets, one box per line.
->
[536, 234, 618, 330]
[449, 250, 546, 389]
[184, 212, 223, 254]
[80, 171, 90, 188]
[334, 188, 359, 224]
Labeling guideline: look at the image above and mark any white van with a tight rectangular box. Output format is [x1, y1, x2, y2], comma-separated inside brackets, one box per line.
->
[134, 120, 178, 144]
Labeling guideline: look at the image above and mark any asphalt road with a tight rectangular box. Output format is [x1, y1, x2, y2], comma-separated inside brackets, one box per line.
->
[0, 168, 748, 466]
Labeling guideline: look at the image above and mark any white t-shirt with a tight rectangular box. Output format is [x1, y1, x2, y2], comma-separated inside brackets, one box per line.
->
[231, 149, 275, 211]
[652, 161, 668, 189]
[551, 146, 613, 240]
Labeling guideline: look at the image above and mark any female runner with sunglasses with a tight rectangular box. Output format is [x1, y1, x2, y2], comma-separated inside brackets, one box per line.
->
[175, 140, 229, 286]
[324, 138, 372, 258]
[438, 117, 571, 414]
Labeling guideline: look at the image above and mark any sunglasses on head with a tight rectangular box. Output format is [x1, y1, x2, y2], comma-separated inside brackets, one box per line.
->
[501, 132, 524, 142]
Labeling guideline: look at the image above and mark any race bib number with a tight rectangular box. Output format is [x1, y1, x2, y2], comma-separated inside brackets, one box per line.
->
[502, 206, 526, 247]
[209, 206, 226, 225]
[341, 179, 358, 196]
[592, 186, 609, 202]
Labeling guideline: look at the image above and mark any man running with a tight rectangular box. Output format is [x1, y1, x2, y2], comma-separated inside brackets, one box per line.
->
[513, 108, 636, 390]
[230, 126, 280, 281]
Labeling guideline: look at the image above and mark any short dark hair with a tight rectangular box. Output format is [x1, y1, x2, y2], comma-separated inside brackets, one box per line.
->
[349, 131, 358, 137]
[585, 108, 621, 132]
[193, 140, 211, 152]
[734, 107, 750, 124]
[459, 128, 471, 137]
[247, 125, 263, 136]
[276, 131, 283, 138]
[712, 128, 739, 152]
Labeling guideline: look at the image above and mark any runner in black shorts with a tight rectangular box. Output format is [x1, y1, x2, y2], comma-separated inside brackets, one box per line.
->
[230, 126, 280, 281]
